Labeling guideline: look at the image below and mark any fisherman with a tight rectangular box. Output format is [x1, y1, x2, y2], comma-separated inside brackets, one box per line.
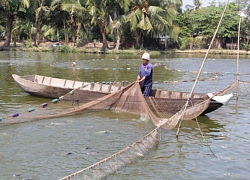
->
[136, 52, 153, 97]
[71, 62, 76, 67]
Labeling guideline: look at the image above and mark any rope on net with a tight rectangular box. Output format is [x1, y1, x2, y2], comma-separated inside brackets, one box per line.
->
[58, 92, 211, 180]
[0, 80, 212, 125]
[59, 128, 160, 180]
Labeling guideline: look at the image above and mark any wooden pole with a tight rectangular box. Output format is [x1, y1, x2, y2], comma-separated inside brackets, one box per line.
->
[176, 0, 231, 138]
[236, 17, 241, 105]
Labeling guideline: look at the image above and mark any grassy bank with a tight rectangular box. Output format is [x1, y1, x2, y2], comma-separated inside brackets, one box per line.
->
[1, 44, 249, 56]
[0, 45, 163, 57]
[174, 49, 250, 55]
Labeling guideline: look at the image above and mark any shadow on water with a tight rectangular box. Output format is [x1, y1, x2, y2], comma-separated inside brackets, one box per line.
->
[172, 115, 224, 137]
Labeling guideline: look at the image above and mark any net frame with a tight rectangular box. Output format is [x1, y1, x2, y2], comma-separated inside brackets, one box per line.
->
[59, 128, 160, 180]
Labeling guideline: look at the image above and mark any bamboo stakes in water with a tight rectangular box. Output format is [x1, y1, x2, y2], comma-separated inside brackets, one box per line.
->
[175, 0, 231, 138]
[236, 16, 242, 106]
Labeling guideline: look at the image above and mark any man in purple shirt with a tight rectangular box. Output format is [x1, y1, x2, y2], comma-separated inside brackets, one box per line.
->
[136, 52, 153, 97]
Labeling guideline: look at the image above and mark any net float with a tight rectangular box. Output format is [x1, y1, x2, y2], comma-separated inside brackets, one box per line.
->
[40, 103, 48, 108]
[27, 107, 35, 112]
[52, 99, 59, 103]
[11, 113, 19, 117]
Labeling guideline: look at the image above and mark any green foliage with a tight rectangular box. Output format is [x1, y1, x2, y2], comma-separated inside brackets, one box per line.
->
[0, 0, 31, 46]
[241, 4, 250, 49]
[180, 37, 193, 50]
[126, 0, 180, 39]
[57, 44, 71, 52]
[1, 0, 249, 51]
[243, 43, 250, 51]
[176, 1, 249, 50]
[175, 14, 192, 38]
[56, 44, 76, 52]
[180, 2, 240, 39]
[25, 39, 33, 48]
[180, 37, 207, 50]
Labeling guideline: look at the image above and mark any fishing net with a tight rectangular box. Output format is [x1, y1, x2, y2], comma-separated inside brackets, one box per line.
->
[59, 128, 160, 180]
[217, 80, 250, 97]
[1, 82, 210, 128]
[1, 81, 212, 180]
[57, 97, 210, 180]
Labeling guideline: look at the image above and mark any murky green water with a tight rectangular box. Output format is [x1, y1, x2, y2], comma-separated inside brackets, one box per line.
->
[0, 51, 250, 180]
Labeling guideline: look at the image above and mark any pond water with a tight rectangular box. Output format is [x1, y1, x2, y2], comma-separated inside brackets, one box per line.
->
[0, 51, 250, 180]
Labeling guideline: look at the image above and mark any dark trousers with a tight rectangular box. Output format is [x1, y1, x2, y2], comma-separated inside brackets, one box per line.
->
[141, 85, 152, 97]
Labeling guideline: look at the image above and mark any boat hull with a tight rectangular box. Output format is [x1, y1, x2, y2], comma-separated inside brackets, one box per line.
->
[13, 74, 73, 98]
[12, 74, 229, 115]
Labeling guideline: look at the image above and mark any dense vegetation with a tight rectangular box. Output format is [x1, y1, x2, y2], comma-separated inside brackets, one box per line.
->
[0, 0, 249, 50]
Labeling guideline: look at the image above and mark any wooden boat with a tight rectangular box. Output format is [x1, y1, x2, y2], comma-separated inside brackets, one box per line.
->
[12, 74, 233, 115]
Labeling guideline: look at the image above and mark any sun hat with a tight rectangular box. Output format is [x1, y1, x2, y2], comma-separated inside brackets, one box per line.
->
[141, 53, 150, 61]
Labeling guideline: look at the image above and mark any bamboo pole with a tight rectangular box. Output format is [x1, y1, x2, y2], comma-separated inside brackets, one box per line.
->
[176, 0, 231, 138]
[236, 17, 241, 105]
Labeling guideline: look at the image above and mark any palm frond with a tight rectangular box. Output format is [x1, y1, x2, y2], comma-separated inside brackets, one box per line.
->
[22, 0, 30, 8]
[44, 27, 55, 37]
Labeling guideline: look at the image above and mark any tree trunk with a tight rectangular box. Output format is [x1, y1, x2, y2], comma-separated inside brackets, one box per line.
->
[217, 39, 222, 49]
[76, 21, 81, 46]
[101, 31, 108, 48]
[100, 23, 108, 48]
[35, 23, 41, 46]
[141, 34, 144, 48]
[64, 23, 68, 45]
[114, 29, 120, 51]
[13, 37, 17, 47]
[86, 29, 90, 43]
[135, 30, 141, 47]
[3, 15, 13, 47]
[12, 29, 18, 47]
[82, 24, 90, 45]
[57, 29, 59, 42]
[71, 23, 75, 46]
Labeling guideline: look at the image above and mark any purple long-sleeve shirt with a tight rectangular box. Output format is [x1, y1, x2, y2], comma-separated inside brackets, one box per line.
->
[138, 63, 153, 87]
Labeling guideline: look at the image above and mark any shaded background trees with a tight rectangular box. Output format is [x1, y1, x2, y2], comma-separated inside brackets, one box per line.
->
[0, 0, 249, 50]
[178, 1, 250, 50]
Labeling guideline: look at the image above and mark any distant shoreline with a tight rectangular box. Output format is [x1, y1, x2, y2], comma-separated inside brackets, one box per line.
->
[0, 41, 249, 56]
[174, 49, 250, 55]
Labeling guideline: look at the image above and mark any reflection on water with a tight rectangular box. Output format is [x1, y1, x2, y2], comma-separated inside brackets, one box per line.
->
[0, 51, 250, 179]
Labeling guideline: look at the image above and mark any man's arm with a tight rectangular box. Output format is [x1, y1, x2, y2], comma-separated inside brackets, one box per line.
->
[144, 65, 152, 78]
[136, 65, 141, 82]
[138, 65, 152, 82]
[139, 76, 146, 82]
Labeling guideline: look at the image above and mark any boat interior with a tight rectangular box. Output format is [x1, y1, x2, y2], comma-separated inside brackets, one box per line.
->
[21, 74, 208, 100]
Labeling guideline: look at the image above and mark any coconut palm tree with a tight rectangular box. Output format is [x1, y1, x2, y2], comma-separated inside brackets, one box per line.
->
[51, 0, 86, 46]
[87, 0, 134, 48]
[126, 0, 181, 47]
[86, 0, 111, 48]
[194, 0, 201, 9]
[34, 0, 50, 46]
[109, 0, 132, 50]
[110, 15, 127, 50]
[61, 0, 86, 46]
[0, 0, 30, 47]
[50, 1, 70, 44]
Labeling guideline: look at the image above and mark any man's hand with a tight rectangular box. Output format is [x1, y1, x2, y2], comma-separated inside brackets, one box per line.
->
[136, 75, 141, 83]
[139, 76, 146, 82]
